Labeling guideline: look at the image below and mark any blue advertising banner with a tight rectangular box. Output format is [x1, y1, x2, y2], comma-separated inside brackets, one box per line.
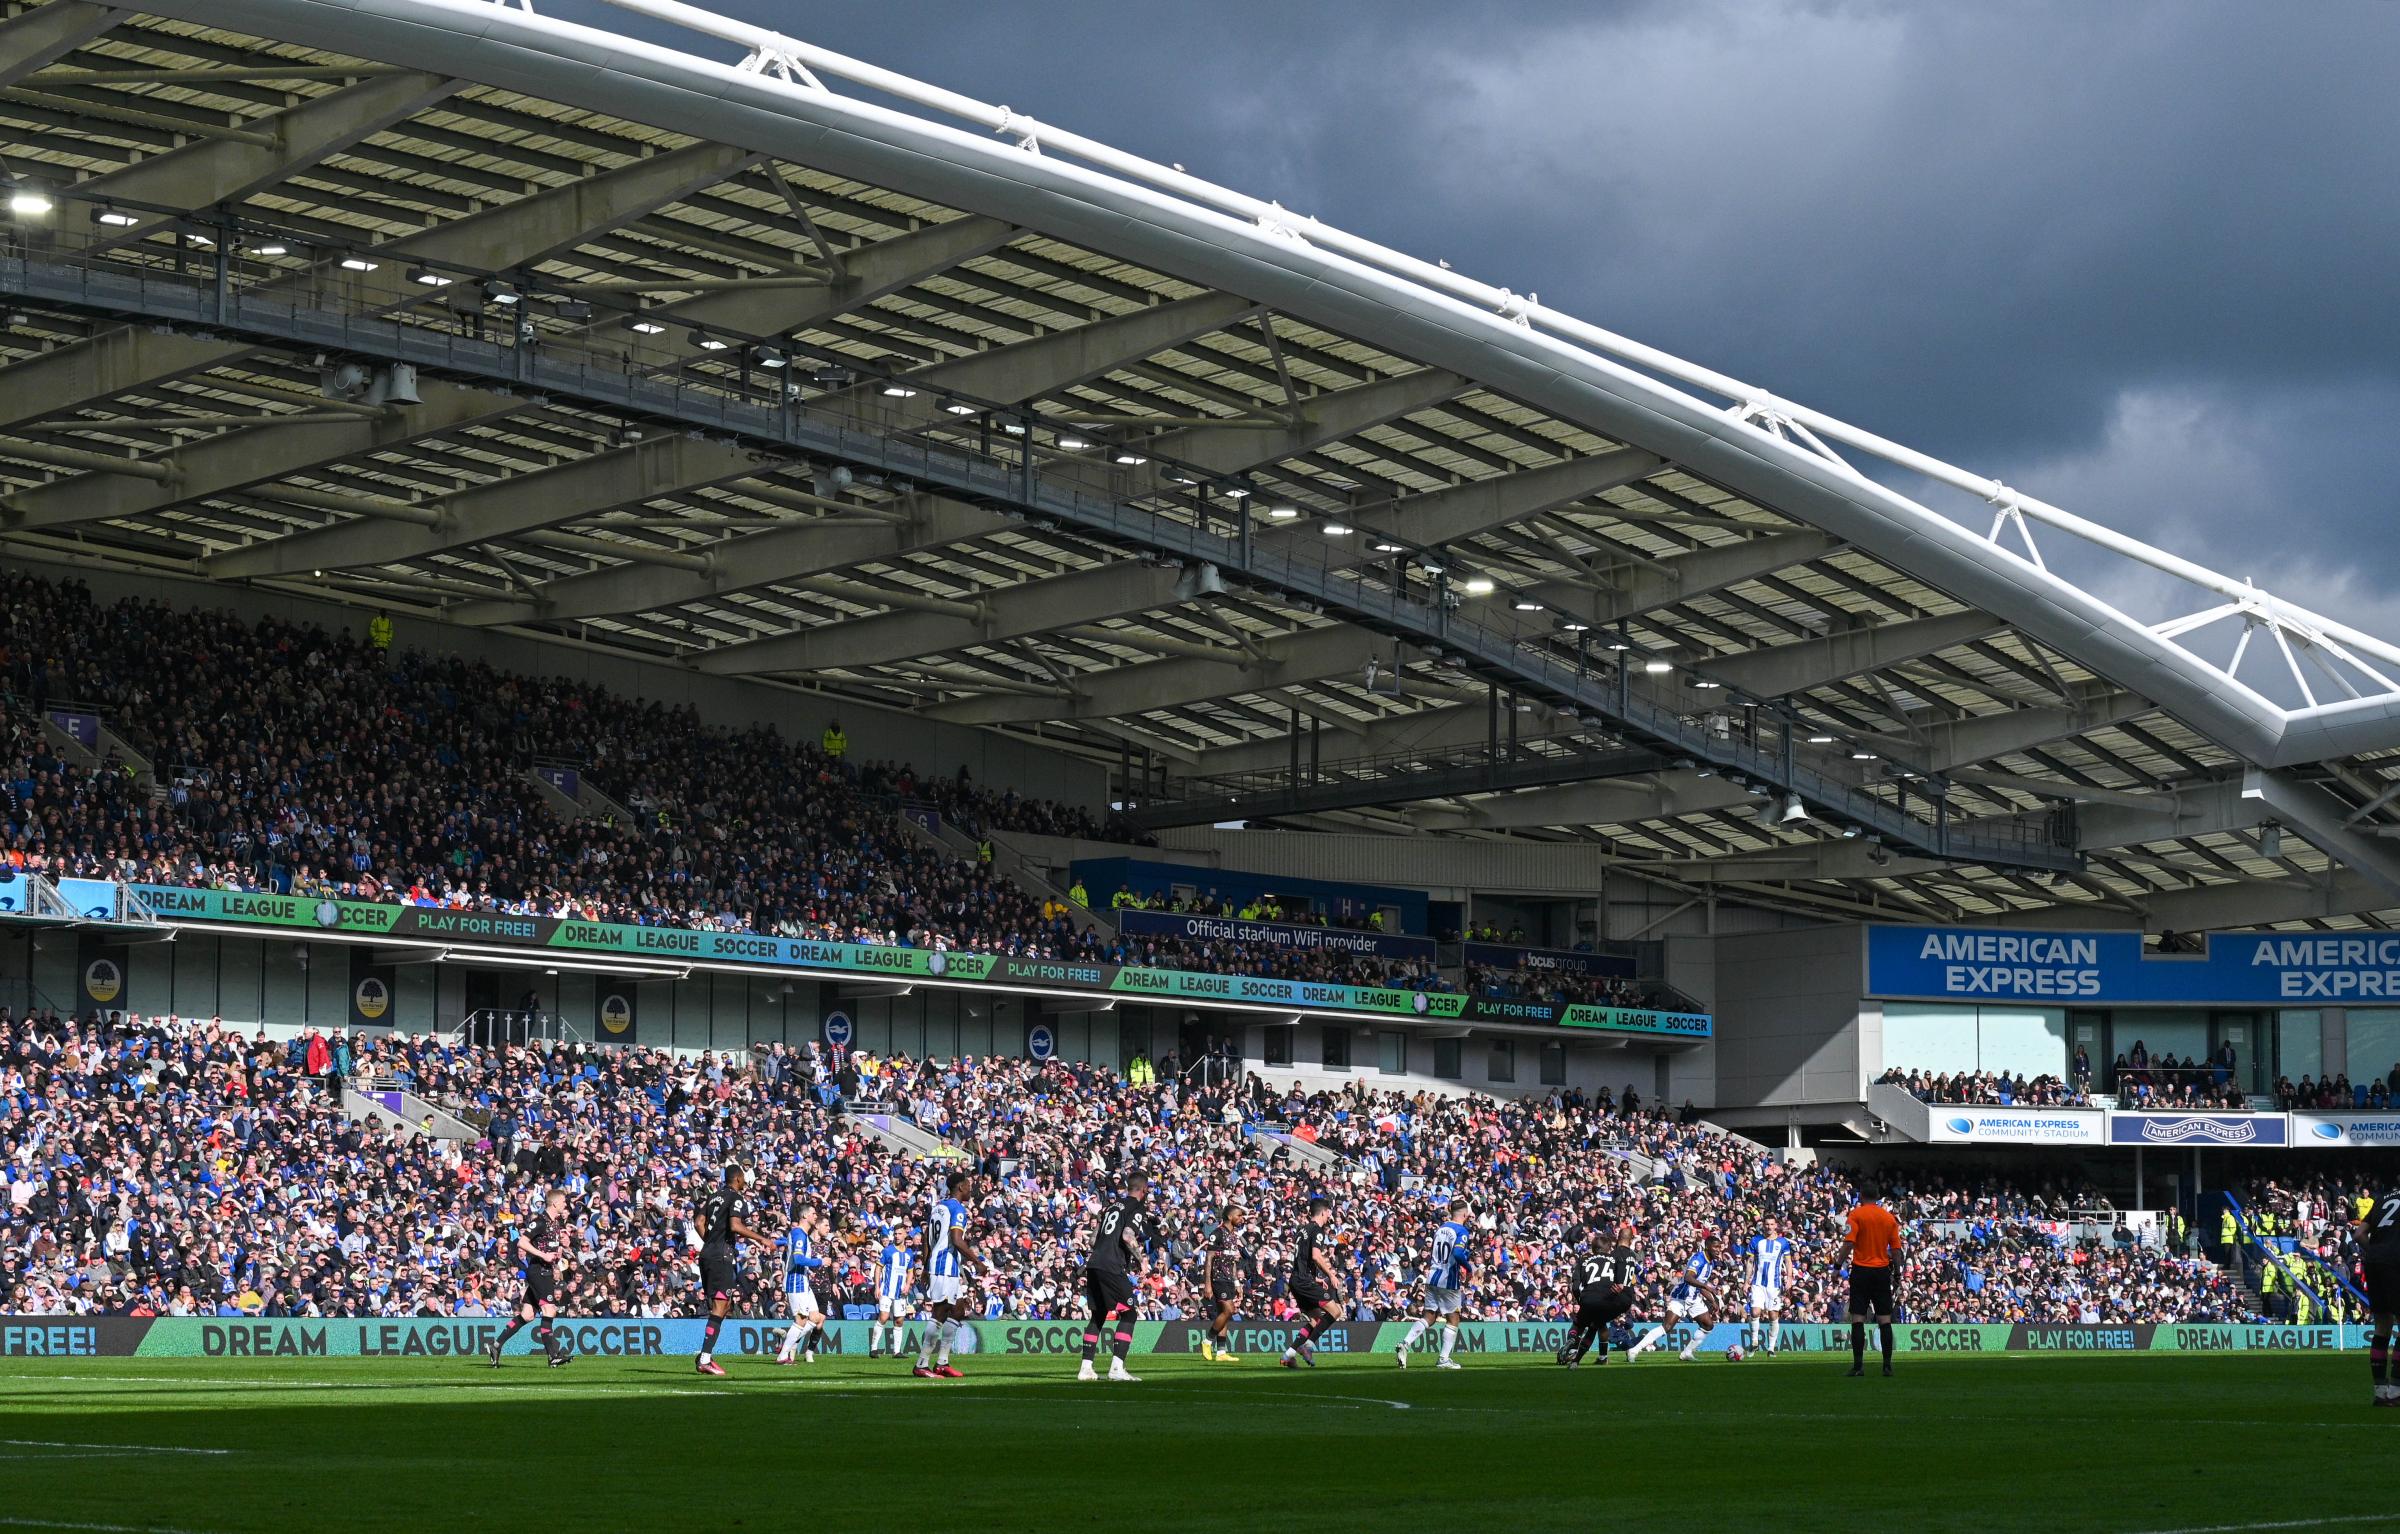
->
[2107, 1112, 2290, 1147]
[1461, 941, 1635, 979]
[54, 877, 118, 920]
[1867, 924, 2400, 1005]
[0, 875, 25, 916]
[1116, 907, 1436, 963]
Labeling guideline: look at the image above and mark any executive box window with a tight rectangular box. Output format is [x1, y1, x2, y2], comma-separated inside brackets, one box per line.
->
[1540, 1041, 1567, 1086]
[1321, 1025, 1351, 1070]
[1378, 1032, 1407, 1075]
[1263, 1027, 1294, 1067]
[1432, 1038, 1462, 1080]
[1487, 1039, 1515, 1083]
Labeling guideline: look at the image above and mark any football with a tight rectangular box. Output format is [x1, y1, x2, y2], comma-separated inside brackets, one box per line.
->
[1726, 1345, 1747, 1362]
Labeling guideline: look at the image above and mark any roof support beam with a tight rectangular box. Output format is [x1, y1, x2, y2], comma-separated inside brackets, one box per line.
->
[0, 3, 122, 90]
[929, 622, 1393, 727]
[1702, 610, 2000, 697]
[1529, 529, 1839, 630]
[208, 435, 767, 578]
[630, 215, 1014, 365]
[1138, 367, 1464, 476]
[77, 68, 456, 211]
[443, 293, 1251, 625]
[1334, 446, 1666, 562]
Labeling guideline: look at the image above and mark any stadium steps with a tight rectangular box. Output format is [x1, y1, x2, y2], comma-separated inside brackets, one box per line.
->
[846, 1108, 969, 1163]
[990, 830, 1114, 940]
[343, 1079, 483, 1142]
[523, 765, 641, 828]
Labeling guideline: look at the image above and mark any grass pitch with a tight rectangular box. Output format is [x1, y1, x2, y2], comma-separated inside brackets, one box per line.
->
[0, 1352, 2386, 1534]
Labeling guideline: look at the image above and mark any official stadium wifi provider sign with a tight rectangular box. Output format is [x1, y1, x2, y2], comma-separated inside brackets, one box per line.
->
[108, 884, 1709, 1039]
[1867, 923, 2400, 1005]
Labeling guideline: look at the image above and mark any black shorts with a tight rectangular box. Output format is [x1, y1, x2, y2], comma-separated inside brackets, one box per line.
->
[1575, 1289, 1633, 1329]
[1849, 1263, 1895, 1316]
[1084, 1265, 1137, 1318]
[2364, 1257, 2400, 1315]
[1289, 1283, 1329, 1315]
[699, 1247, 741, 1302]
[523, 1269, 557, 1306]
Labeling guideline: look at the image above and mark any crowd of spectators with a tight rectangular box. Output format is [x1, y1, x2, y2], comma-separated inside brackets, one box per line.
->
[4, 1004, 2279, 1328]
[1875, 1067, 2094, 1108]
[0, 572, 1406, 991]
[1467, 962, 1649, 1011]
[2107, 1040, 2250, 1109]
[2274, 1072, 2395, 1110]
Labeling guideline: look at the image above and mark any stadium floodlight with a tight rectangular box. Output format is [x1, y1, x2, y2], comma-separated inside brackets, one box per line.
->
[1265, 505, 1300, 521]
[483, 281, 521, 306]
[1373, 540, 1405, 553]
[338, 256, 379, 272]
[1056, 434, 1090, 450]
[881, 383, 917, 397]
[1851, 749, 1878, 761]
[93, 208, 139, 227]
[752, 346, 789, 369]
[692, 331, 732, 351]
[1642, 659, 1672, 674]
[1780, 794, 1809, 824]
[1112, 450, 1147, 465]
[1461, 576, 1496, 596]
[253, 242, 288, 257]
[406, 267, 452, 287]
[943, 401, 978, 416]
[1807, 733, 1836, 744]
[1219, 482, 1252, 499]
[1322, 522, 1354, 537]
[1512, 597, 1543, 611]
[623, 317, 667, 335]
[1692, 679, 1721, 689]
[7, 186, 52, 216]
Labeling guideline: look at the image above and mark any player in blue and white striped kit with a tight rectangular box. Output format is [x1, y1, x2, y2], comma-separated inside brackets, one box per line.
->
[914, 1172, 982, 1378]
[1395, 1202, 1473, 1370]
[775, 1206, 828, 1365]
[1627, 1233, 1724, 1362]
[1746, 1218, 1798, 1355]
[868, 1220, 915, 1359]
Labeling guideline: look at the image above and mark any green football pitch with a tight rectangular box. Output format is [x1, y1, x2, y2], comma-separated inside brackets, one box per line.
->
[0, 1353, 2387, 1534]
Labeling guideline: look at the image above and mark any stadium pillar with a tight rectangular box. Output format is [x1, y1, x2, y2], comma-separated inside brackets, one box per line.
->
[2134, 1146, 2145, 1211]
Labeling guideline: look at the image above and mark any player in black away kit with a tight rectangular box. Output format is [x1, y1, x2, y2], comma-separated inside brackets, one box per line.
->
[1076, 1171, 1152, 1384]
[1201, 1204, 1249, 1363]
[1280, 1197, 1341, 1369]
[1559, 1223, 1641, 1368]
[2362, 1186, 2400, 1407]
[696, 1166, 768, 1377]
[486, 1187, 573, 1367]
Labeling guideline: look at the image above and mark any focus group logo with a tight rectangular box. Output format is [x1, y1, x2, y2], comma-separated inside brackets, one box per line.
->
[353, 977, 391, 1022]
[84, 958, 123, 1005]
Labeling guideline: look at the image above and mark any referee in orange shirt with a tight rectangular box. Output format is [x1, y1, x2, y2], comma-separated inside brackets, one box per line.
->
[1844, 1187, 1903, 1377]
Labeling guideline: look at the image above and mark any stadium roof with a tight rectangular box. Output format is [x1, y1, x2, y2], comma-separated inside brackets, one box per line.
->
[5, 0, 2400, 932]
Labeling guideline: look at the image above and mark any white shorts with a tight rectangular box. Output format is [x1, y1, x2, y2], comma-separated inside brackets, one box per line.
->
[877, 1290, 913, 1318]
[786, 1288, 821, 1319]
[1749, 1285, 1783, 1313]
[1666, 1294, 1710, 1321]
[1424, 1286, 1463, 1316]
[925, 1274, 965, 1306]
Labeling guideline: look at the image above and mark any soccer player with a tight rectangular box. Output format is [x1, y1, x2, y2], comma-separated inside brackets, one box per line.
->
[774, 1206, 828, 1366]
[1395, 1200, 1472, 1370]
[1558, 1222, 1641, 1368]
[696, 1165, 767, 1377]
[485, 1187, 572, 1368]
[1280, 1196, 1342, 1369]
[1076, 1171, 1152, 1383]
[869, 1219, 915, 1359]
[1627, 1233, 1722, 1361]
[1201, 1204, 1247, 1363]
[1747, 1217, 1796, 1355]
[2358, 1187, 2399, 1406]
[914, 1172, 982, 1379]
[1845, 1187, 1904, 1377]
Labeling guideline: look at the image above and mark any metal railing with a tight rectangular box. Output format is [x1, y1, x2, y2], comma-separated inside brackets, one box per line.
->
[0, 226, 2077, 872]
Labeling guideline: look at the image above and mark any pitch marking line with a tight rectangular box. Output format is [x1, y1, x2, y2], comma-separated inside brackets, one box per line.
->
[0, 1520, 213, 1534]
[2130, 1518, 2400, 1534]
[2, 1440, 232, 1457]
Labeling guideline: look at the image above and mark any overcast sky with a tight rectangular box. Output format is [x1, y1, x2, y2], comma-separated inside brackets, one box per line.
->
[549, 0, 2400, 652]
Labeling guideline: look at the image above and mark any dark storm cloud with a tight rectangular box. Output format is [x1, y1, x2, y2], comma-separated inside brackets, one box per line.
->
[544, 0, 2400, 631]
